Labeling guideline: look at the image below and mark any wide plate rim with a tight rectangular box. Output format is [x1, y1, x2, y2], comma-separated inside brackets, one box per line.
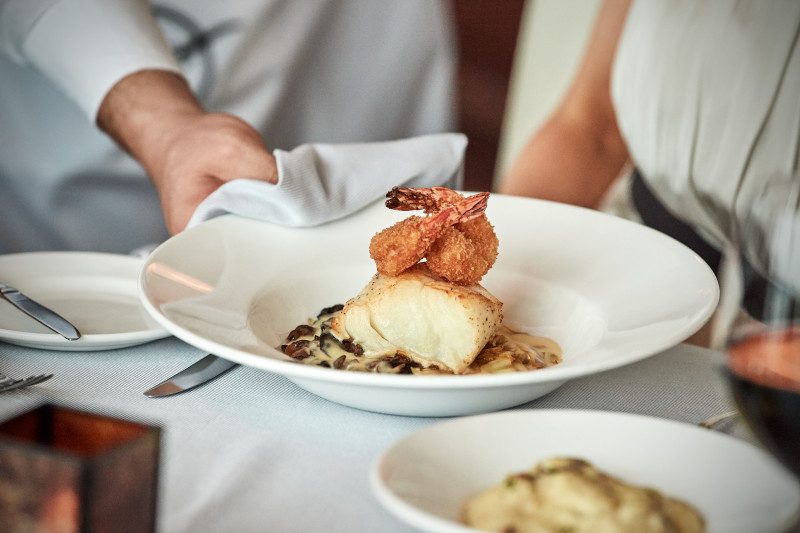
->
[139, 194, 720, 388]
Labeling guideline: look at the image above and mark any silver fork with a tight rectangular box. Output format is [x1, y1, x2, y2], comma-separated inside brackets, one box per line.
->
[0, 373, 53, 392]
[698, 410, 739, 430]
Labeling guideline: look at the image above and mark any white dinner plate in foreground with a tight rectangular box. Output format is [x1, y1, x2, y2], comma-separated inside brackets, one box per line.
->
[139, 194, 718, 416]
[0, 252, 169, 351]
[371, 409, 800, 532]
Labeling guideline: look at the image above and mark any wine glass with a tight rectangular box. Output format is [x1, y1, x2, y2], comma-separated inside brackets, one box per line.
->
[724, 175, 800, 479]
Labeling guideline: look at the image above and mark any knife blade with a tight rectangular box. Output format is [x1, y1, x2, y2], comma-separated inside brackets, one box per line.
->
[0, 283, 81, 340]
[144, 354, 238, 397]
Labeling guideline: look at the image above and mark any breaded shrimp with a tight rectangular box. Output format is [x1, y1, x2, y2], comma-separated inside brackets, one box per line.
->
[426, 216, 499, 285]
[369, 192, 489, 277]
[382, 187, 499, 285]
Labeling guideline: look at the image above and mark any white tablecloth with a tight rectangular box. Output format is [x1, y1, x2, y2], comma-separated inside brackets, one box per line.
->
[0, 338, 755, 532]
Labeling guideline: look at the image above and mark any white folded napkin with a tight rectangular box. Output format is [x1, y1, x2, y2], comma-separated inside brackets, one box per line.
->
[188, 133, 467, 228]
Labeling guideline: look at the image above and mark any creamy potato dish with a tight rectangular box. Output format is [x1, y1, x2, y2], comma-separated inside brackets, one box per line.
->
[462, 458, 705, 533]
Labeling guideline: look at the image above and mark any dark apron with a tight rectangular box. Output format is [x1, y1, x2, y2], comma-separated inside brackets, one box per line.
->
[630, 170, 798, 323]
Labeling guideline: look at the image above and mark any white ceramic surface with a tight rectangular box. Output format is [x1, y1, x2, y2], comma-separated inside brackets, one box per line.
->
[139, 194, 719, 416]
[0, 252, 169, 351]
[371, 409, 800, 533]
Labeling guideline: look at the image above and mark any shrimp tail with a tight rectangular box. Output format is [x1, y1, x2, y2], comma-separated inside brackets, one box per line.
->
[385, 186, 464, 213]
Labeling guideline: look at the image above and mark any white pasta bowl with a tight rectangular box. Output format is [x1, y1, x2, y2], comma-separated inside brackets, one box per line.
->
[139, 194, 718, 416]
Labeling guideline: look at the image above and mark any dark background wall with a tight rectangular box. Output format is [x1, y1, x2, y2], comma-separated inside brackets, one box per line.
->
[453, 0, 525, 191]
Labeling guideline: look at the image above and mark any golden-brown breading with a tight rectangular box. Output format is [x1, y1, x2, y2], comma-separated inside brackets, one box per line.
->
[426, 216, 499, 285]
[370, 187, 498, 284]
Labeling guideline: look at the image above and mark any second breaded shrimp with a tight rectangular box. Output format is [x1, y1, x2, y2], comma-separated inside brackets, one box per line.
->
[426, 216, 499, 285]
[369, 192, 489, 277]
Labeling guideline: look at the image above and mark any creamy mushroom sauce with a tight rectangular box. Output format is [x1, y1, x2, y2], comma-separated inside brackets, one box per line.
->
[280, 305, 562, 375]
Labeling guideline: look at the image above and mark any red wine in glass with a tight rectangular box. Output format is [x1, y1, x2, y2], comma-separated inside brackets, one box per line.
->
[724, 174, 800, 480]
[727, 328, 800, 478]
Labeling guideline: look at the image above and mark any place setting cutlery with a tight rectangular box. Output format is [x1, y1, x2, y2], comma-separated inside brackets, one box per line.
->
[0, 372, 53, 393]
[0, 282, 75, 392]
[1, 274, 233, 397]
[0, 282, 81, 340]
[698, 410, 739, 431]
[144, 354, 238, 397]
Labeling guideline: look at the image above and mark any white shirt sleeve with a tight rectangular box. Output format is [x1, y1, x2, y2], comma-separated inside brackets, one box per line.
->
[0, 0, 182, 120]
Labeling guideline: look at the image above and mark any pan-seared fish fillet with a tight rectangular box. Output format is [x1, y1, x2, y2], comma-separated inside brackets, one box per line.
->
[330, 264, 502, 373]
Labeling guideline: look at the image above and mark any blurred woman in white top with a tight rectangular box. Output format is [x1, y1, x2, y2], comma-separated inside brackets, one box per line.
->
[500, 0, 799, 343]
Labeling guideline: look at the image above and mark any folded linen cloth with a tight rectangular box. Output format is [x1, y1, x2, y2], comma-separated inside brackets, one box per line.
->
[188, 133, 467, 228]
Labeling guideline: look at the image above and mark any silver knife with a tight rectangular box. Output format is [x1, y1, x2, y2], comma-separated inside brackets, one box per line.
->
[0, 283, 81, 340]
[144, 354, 238, 397]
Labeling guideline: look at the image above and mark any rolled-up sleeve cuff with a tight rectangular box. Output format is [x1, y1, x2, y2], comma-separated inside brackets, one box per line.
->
[20, 0, 182, 120]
